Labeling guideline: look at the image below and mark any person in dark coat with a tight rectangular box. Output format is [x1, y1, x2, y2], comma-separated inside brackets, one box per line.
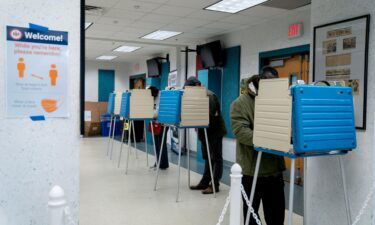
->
[185, 77, 227, 194]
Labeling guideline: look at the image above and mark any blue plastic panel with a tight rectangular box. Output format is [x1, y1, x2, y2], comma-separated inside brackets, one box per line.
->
[292, 85, 356, 153]
[120, 92, 131, 118]
[107, 92, 115, 114]
[146, 77, 161, 89]
[157, 90, 182, 125]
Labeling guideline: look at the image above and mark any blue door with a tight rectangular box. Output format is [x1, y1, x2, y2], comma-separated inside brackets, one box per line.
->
[98, 69, 115, 102]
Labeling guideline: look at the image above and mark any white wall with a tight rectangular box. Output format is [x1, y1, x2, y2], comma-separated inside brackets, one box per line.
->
[306, 1, 375, 225]
[85, 60, 131, 101]
[0, 1, 80, 225]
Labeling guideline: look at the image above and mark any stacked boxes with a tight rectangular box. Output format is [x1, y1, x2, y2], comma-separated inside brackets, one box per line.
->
[180, 86, 209, 127]
[129, 89, 154, 119]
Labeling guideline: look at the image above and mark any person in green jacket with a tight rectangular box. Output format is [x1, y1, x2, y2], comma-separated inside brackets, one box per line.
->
[185, 77, 227, 194]
[230, 66, 286, 225]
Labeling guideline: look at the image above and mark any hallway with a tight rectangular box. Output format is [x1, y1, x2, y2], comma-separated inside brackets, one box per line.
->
[80, 137, 303, 225]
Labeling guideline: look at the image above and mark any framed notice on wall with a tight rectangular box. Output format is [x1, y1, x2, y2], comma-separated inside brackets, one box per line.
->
[313, 15, 370, 129]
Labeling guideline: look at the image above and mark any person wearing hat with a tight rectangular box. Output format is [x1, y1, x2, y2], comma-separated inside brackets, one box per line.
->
[230, 66, 286, 225]
[185, 76, 227, 194]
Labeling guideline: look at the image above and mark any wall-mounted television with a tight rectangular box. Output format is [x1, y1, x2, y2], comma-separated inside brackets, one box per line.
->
[197, 40, 224, 69]
[147, 58, 161, 77]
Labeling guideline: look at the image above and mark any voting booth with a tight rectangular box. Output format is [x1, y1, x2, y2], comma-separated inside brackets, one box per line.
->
[247, 78, 356, 225]
[116, 89, 157, 173]
[155, 87, 215, 201]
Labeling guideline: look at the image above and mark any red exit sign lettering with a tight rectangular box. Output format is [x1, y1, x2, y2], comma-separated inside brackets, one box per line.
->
[288, 23, 304, 39]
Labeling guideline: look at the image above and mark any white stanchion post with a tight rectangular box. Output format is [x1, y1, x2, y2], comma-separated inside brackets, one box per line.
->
[230, 164, 242, 225]
[48, 185, 67, 225]
[106, 115, 113, 156]
[144, 120, 148, 166]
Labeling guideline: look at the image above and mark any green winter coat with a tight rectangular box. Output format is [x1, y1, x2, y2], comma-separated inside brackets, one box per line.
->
[230, 77, 285, 177]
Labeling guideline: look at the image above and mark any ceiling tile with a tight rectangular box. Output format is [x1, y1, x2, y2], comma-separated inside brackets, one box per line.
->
[86, 0, 118, 8]
[114, 0, 161, 12]
[95, 16, 136, 26]
[161, 23, 198, 32]
[167, 0, 218, 9]
[139, 13, 181, 24]
[220, 14, 264, 25]
[85, 14, 101, 23]
[89, 23, 124, 32]
[203, 21, 239, 30]
[129, 21, 168, 30]
[85, 29, 118, 39]
[187, 27, 226, 35]
[173, 17, 212, 27]
[239, 5, 288, 18]
[103, 8, 146, 20]
[186, 9, 228, 21]
[152, 5, 196, 17]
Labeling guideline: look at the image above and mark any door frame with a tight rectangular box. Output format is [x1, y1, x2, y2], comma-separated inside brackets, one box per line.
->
[259, 44, 310, 72]
[80, 0, 85, 135]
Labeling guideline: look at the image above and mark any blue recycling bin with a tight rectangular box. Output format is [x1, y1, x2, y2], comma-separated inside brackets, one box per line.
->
[157, 90, 183, 125]
[291, 85, 356, 153]
[101, 114, 121, 136]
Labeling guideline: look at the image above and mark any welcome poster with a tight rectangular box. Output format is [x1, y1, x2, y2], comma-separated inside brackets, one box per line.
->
[6, 25, 69, 118]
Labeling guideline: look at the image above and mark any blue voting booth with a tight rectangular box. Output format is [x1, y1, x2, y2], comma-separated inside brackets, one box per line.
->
[157, 90, 183, 125]
[107, 92, 115, 114]
[248, 83, 357, 225]
[292, 85, 356, 153]
[155, 89, 216, 201]
[119, 92, 131, 119]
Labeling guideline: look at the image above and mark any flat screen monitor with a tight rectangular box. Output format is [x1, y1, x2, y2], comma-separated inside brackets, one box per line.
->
[147, 58, 160, 77]
[197, 40, 224, 69]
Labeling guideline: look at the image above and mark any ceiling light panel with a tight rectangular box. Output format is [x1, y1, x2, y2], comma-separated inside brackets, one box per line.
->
[113, 45, 141, 52]
[141, 30, 182, 40]
[205, 0, 269, 13]
[96, 55, 117, 60]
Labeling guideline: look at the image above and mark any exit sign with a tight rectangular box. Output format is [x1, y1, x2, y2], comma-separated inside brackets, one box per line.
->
[288, 23, 304, 39]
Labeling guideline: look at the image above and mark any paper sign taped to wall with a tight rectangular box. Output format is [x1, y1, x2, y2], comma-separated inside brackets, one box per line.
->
[84, 111, 91, 121]
[6, 25, 69, 117]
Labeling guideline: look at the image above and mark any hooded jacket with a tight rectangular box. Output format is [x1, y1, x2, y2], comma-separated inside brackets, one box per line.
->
[230, 76, 285, 176]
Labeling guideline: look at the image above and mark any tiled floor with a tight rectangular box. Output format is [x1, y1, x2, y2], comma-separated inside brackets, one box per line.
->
[80, 137, 303, 225]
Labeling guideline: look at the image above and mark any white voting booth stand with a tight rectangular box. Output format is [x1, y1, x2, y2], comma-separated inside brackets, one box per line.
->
[154, 87, 216, 202]
[106, 92, 117, 157]
[116, 89, 157, 174]
[248, 78, 356, 225]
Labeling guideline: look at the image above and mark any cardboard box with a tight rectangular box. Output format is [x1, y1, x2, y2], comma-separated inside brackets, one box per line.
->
[84, 122, 101, 137]
[84, 101, 108, 136]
